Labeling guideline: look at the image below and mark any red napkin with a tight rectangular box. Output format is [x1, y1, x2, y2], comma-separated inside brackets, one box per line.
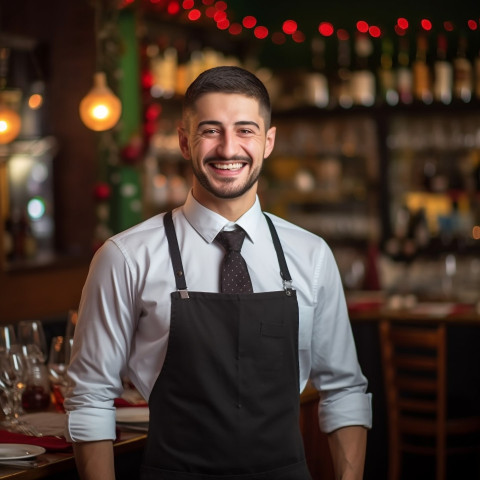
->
[0, 429, 72, 452]
[114, 397, 148, 408]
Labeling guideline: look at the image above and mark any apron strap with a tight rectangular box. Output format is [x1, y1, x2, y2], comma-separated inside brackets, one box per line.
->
[164, 211, 189, 296]
[164, 210, 293, 295]
[263, 213, 294, 291]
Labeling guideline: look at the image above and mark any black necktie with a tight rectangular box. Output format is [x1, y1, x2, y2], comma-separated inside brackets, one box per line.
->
[215, 229, 253, 294]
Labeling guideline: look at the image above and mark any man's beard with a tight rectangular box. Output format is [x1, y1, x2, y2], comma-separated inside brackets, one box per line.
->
[192, 158, 262, 199]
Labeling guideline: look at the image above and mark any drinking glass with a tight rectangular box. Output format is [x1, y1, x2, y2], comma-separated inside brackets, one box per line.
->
[0, 346, 27, 419]
[0, 348, 44, 435]
[47, 336, 70, 412]
[0, 356, 15, 427]
[21, 344, 51, 412]
[65, 309, 78, 341]
[17, 320, 48, 363]
[0, 325, 17, 351]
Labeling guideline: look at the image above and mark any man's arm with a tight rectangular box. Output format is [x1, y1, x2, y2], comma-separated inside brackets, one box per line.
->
[73, 440, 115, 480]
[327, 425, 367, 480]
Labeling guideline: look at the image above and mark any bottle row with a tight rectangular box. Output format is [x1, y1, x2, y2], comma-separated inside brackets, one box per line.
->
[142, 31, 480, 110]
[271, 32, 480, 110]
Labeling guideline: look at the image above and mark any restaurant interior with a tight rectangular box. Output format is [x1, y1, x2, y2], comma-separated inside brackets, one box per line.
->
[1, 0, 480, 478]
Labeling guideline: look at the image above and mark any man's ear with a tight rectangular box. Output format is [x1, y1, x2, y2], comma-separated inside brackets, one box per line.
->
[178, 125, 191, 160]
[264, 126, 276, 159]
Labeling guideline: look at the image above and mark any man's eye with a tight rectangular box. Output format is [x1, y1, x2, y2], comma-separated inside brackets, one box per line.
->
[201, 128, 218, 135]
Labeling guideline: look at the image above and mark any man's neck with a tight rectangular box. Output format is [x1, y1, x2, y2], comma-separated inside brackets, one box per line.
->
[191, 188, 256, 222]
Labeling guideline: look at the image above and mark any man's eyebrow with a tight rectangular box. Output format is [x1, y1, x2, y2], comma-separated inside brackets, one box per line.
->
[197, 120, 260, 129]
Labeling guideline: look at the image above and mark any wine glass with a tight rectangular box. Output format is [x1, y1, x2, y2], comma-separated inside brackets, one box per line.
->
[47, 336, 70, 412]
[0, 346, 27, 420]
[65, 310, 78, 347]
[0, 356, 16, 427]
[0, 348, 43, 435]
[17, 320, 48, 363]
[0, 324, 17, 351]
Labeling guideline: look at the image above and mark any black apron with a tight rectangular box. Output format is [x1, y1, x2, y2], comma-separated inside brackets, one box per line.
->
[140, 211, 311, 480]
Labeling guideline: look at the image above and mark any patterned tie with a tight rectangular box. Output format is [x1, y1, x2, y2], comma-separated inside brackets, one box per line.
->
[215, 228, 253, 294]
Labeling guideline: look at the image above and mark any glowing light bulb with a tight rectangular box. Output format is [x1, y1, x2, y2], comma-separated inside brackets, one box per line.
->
[79, 72, 122, 131]
[0, 104, 21, 144]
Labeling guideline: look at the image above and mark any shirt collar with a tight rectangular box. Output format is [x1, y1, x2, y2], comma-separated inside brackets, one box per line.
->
[181, 190, 264, 245]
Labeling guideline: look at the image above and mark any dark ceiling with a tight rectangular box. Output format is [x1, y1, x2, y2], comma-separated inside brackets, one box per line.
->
[219, 0, 480, 69]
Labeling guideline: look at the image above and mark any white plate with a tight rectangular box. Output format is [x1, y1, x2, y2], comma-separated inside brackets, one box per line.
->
[115, 407, 149, 423]
[0, 444, 46, 460]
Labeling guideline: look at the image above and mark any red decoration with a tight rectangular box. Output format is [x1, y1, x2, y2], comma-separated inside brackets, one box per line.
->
[282, 20, 297, 35]
[254, 26, 268, 39]
[94, 182, 111, 201]
[121, 135, 144, 166]
[318, 22, 334, 36]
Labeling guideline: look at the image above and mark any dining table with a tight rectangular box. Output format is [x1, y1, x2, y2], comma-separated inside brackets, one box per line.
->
[0, 430, 147, 480]
[0, 402, 149, 480]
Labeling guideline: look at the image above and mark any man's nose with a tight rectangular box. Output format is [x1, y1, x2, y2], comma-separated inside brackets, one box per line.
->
[216, 131, 238, 158]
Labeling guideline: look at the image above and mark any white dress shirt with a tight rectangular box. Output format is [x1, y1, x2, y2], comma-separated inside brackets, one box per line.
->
[64, 191, 372, 442]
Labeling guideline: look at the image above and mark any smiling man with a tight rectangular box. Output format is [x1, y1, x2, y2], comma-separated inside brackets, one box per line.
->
[180, 90, 275, 218]
[65, 66, 372, 480]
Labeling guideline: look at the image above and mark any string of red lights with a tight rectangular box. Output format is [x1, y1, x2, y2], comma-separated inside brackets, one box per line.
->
[118, 0, 480, 44]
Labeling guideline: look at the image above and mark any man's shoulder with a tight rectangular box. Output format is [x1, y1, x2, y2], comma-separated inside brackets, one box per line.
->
[263, 211, 325, 246]
[109, 213, 166, 248]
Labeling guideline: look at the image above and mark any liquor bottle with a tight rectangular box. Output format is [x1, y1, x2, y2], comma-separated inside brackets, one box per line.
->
[475, 48, 480, 100]
[351, 33, 376, 106]
[412, 34, 433, 104]
[305, 37, 329, 108]
[396, 37, 413, 104]
[433, 34, 453, 104]
[453, 34, 473, 103]
[378, 37, 398, 105]
[334, 35, 353, 108]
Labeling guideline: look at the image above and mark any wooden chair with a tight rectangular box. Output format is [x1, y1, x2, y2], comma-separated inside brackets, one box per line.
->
[379, 320, 480, 480]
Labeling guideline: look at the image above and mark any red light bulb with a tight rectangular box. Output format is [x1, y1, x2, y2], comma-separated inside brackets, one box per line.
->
[254, 26, 268, 39]
[420, 18, 432, 31]
[356, 20, 369, 33]
[318, 22, 334, 37]
[243, 16, 257, 29]
[282, 20, 297, 35]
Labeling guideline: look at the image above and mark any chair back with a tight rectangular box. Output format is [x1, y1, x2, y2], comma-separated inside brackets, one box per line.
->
[379, 320, 447, 448]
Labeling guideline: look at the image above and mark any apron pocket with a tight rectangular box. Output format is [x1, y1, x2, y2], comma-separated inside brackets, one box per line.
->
[257, 321, 285, 372]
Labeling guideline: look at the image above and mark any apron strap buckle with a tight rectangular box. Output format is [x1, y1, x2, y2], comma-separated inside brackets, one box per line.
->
[283, 279, 295, 295]
[178, 289, 190, 299]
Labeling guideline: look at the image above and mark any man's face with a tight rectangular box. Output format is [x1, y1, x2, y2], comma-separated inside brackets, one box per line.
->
[178, 93, 276, 204]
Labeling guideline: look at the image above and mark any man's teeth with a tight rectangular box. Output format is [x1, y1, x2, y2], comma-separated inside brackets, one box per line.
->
[213, 162, 244, 170]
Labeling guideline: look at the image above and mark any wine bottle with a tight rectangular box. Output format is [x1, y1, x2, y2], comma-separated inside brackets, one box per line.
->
[396, 37, 413, 104]
[351, 33, 376, 106]
[475, 48, 480, 100]
[433, 34, 453, 104]
[305, 37, 329, 108]
[335, 35, 353, 108]
[474, 47, 480, 100]
[378, 37, 398, 105]
[453, 34, 473, 103]
[413, 33, 433, 104]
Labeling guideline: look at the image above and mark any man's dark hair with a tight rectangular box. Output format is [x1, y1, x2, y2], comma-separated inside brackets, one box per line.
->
[183, 66, 272, 129]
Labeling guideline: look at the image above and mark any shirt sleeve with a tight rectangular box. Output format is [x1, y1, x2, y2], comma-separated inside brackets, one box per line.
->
[64, 239, 138, 442]
[309, 245, 373, 434]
